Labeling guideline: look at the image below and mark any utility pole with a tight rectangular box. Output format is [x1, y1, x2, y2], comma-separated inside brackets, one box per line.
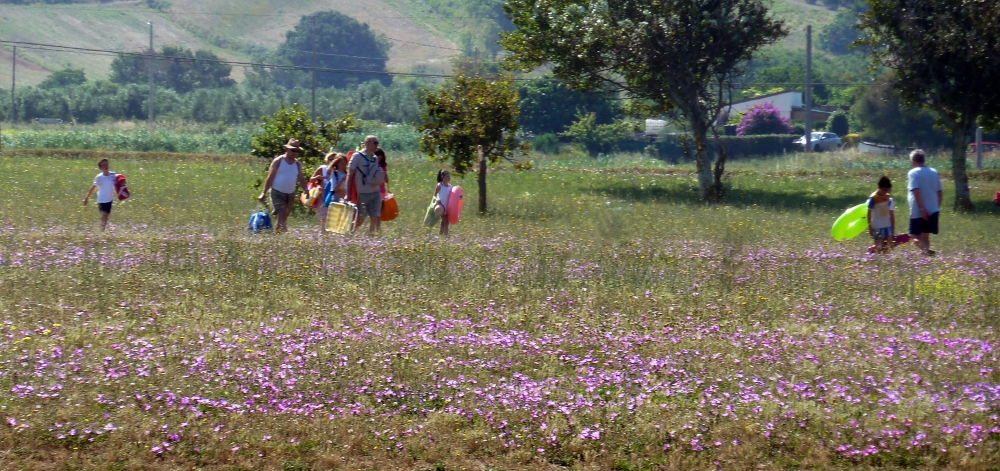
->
[311, 17, 317, 123]
[10, 46, 16, 123]
[148, 21, 155, 126]
[804, 25, 812, 153]
[975, 126, 983, 171]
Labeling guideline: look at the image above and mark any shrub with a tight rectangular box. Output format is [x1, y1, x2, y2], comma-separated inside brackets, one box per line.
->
[827, 110, 850, 136]
[842, 133, 862, 148]
[561, 113, 637, 156]
[531, 133, 561, 154]
[250, 104, 358, 186]
[736, 102, 793, 136]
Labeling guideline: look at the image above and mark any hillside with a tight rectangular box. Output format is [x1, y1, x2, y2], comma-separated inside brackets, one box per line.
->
[0, 0, 842, 87]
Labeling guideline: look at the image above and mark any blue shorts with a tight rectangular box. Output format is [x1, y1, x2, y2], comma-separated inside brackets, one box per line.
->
[909, 212, 939, 235]
[872, 227, 892, 241]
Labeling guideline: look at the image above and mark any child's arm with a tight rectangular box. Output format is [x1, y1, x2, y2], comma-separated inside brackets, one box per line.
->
[889, 209, 895, 235]
[432, 183, 440, 201]
[867, 209, 874, 236]
[83, 185, 96, 205]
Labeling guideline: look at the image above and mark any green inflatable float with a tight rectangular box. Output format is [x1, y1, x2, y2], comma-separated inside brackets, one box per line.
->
[831, 203, 868, 241]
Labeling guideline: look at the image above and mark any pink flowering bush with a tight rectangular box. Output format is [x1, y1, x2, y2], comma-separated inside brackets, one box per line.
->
[736, 102, 794, 136]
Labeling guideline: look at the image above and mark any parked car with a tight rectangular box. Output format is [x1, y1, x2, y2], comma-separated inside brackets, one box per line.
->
[969, 141, 1000, 153]
[794, 132, 842, 152]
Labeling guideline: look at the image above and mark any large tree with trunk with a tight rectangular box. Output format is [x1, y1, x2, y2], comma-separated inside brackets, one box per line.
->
[856, 0, 1000, 210]
[419, 74, 522, 215]
[500, 0, 786, 201]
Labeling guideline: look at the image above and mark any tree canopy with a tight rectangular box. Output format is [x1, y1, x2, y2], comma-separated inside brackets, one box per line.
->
[38, 68, 86, 89]
[517, 76, 621, 136]
[110, 47, 235, 92]
[270, 10, 391, 89]
[819, 10, 863, 55]
[250, 104, 358, 187]
[501, 0, 787, 201]
[857, 0, 1000, 210]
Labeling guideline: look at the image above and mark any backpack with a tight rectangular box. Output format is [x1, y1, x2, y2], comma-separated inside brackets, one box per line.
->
[248, 209, 272, 233]
[356, 153, 386, 188]
[115, 174, 130, 201]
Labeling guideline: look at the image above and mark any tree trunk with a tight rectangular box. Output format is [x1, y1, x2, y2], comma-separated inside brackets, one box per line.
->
[478, 145, 487, 215]
[691, 120, 721, 202]
[950, 126, 974, 211]
[712, 140, 727, 198]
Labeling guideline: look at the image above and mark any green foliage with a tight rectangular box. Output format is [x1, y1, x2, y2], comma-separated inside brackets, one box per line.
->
[826, 110, 849, 136]
[530, 133, 561, 154]
[250, 103, 358, 175]
[561, 113, 636, 156]
[110, 46, 235, 92]
[820, 0, 845, 11]
[516, 76, 621, 135]
[267, 10, 390, 89]
[337, 122, 421, 153]
[419, 75, 521, 175]
[38, 68, 86, 89]
[501, 0, 788, 201]
[419, 74, 522, 213]
[0, 79, 422, 125]
[1, 127, 255, 154]
[849, 80, 950, 149]
[857, 0, 1000, 209]
[726, 111, 745, 126]
[818, 10, 862, 55]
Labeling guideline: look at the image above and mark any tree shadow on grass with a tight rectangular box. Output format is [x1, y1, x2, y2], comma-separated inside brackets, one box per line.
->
[590, 183, 1000, 215]
[587, 184, 868, 214]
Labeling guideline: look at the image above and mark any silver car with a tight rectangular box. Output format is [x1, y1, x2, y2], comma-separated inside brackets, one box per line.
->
[794, 132, 842, 152]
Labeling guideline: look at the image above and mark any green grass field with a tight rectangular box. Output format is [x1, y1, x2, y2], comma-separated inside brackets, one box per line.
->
[1, 149, 999, 470]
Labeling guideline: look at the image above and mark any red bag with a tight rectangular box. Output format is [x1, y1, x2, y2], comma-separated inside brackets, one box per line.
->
[994, 191, 1000, 205]
[114, 174, 130, 201]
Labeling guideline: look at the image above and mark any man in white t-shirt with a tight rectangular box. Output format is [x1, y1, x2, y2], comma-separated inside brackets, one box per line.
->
[83, 158, 117, 231]
[907, 150, 943, 255]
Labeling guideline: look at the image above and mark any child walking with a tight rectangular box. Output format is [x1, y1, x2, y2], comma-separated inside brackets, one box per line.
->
[433, 170, 452, 236]
[867, 175, 896, 254]
[83, 158, 117, 231]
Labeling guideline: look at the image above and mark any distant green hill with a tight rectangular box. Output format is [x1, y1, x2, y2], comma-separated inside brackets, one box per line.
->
[0, 0, 848, 86]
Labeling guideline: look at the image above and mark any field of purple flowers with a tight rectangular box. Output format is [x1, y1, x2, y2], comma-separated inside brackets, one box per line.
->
[1, 152, 999, 470]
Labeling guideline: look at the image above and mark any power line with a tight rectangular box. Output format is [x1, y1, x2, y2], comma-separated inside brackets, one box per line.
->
[0, 6, 461, 51]
[0, 5, 495, 20]
[0, 40, 455, 79]
[2, 39, 883, 88]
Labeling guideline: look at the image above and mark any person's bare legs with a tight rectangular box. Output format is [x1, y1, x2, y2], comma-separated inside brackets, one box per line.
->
[912, 232, 932, 254]
[919, 233, 933, 254]
[276, 208, 291, 233]
[100, 211, 110, 231]
[368, 217, 380, 235]
[439, 217, 449, 236]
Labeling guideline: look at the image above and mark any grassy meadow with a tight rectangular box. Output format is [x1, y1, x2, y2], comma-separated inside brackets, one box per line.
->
[1, 148, 999, 470]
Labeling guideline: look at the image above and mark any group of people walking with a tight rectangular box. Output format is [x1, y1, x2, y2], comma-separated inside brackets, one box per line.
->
[81, 140, 948, 253]
[257, 135, 390, 235]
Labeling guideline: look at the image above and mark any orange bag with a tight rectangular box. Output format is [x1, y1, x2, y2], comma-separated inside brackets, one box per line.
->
[381, 193, 399, 222]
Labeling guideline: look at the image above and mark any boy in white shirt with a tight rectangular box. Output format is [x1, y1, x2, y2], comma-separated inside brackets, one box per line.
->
[83, 158, 117, 231]
[867, 175, 895, 253]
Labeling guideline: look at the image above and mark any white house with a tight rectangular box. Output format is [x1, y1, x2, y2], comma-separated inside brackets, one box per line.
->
[721, 90, 802, 123]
